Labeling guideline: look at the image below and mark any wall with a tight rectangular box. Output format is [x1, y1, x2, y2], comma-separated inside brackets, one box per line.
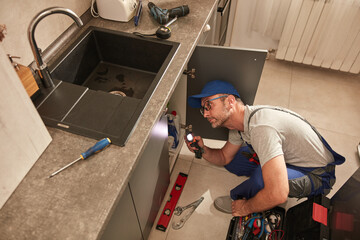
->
[228, 0, 279, 50]
[0, 0, 90, 65]
[0, 0, 90, 209]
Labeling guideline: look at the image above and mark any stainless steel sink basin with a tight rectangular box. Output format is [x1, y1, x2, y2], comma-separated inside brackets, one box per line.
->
[35, 26, 179, 146]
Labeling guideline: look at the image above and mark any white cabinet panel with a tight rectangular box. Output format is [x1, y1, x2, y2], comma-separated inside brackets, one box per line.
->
[0, 46, 51, 209]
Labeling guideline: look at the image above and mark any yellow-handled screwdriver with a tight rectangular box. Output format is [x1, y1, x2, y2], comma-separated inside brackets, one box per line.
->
[49, 138, 111, 178]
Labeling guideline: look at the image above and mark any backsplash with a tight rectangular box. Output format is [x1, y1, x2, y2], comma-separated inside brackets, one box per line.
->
[0, 0, 90, 65]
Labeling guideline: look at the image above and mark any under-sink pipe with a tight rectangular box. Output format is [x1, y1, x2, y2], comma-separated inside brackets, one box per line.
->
[27, 7, 83, 88]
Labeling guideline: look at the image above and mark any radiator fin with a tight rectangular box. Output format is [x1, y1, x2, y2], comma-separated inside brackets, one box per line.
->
[276, 0, 360, 74]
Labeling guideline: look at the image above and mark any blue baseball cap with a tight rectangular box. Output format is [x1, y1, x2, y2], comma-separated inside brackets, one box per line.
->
[188, 80, 241, 108]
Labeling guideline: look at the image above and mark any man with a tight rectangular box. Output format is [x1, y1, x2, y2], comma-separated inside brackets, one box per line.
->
[185, 80, 345, 216]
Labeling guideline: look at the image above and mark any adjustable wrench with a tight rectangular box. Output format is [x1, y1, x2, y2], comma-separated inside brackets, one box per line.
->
[174, 197, 203, 216]
[172, 196, 204, 230]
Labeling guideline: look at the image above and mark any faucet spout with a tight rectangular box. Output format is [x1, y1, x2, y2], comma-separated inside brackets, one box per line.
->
[28, 7, 83, 88]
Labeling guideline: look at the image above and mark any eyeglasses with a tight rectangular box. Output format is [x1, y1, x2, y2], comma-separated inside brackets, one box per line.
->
[200, 95, 228, 115]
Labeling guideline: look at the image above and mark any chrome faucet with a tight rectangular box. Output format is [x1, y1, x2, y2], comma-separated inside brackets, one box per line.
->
[28, 7, 83, 88]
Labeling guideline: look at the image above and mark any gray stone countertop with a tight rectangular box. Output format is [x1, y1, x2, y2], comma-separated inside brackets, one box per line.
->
[0, 0, 217, 239]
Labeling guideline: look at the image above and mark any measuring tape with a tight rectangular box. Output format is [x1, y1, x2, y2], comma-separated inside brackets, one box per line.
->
[156, 172, 188, 231]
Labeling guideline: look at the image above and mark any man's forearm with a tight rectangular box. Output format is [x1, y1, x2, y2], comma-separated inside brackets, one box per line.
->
[202, 146, 229, 166]
[186, 139, 239, 166]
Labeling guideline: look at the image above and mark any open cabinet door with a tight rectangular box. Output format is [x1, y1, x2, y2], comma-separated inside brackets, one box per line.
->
[186, 45, 267, 140]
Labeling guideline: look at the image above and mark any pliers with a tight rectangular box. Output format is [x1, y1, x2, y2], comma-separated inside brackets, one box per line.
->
[241, 151, 260, 165]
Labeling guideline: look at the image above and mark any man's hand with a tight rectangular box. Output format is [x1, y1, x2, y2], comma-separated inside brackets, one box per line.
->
[184, 135, 204, 153]
[231, 199, 250, 217]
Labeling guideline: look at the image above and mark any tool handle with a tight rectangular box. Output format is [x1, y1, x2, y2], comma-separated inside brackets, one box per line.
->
[168, 5, 189, 18]
[134, 0, 142, 26]
[80, 138, 111, 159]
[190, 140, 203, 159]
[148, 2, 169, 24]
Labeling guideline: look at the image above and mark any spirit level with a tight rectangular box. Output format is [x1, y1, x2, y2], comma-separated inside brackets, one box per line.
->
[156, 172, 188, 231]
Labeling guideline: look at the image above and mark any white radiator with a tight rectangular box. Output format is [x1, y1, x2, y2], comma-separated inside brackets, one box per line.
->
[276, 0, 360, 74]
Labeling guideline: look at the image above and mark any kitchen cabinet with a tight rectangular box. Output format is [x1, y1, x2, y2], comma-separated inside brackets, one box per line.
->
[167, 45, 267, 176]
[169, 46, 266, 143]
[100, 185, 142, 240]
[100, 115, 169, 240]
[129, 114, 170, 239]
[198, 1, 217, 45]
[214, 0, 232, 46]
[198, 0, 232, 46]
[186, 45, 267, 140]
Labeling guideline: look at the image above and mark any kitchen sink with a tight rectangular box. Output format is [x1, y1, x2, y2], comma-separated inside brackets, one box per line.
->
[35, 26, 179, 146]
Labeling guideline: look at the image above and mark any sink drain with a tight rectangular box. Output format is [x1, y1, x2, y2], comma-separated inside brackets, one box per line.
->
[109, 90, 127, 97]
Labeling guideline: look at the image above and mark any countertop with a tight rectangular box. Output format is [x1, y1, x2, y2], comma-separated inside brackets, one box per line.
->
[0, 0, 218, 239]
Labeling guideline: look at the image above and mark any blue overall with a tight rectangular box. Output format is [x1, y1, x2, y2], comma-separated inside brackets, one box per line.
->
[224, 108, 346, 200]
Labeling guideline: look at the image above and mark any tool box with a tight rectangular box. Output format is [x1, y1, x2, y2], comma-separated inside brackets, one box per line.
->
[226, 195, 329, 240]
[226, 167, 360, 240]
[226, 206, 285, 240]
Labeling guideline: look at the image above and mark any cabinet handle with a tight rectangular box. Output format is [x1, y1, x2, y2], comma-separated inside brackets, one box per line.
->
[203, 24, 211, 33]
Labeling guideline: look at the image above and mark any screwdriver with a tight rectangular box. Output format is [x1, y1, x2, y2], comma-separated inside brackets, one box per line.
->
[49, 138, 111, 178]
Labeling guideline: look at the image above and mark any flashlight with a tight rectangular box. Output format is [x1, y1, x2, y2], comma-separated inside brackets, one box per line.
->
[186, 132, 194, 142]
[186, 125, 204, 159]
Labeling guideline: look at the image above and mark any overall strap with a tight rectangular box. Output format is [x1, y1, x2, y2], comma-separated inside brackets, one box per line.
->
[247, 107, 345, 165]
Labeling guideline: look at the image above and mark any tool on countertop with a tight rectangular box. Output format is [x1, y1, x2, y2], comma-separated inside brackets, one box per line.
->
[186, 125, 204, 159]
[134, 0, 142, 26]
[155, 16, 177, 39]
[49, 138, 111, 178]
[133, 2, 189, 39]
[148, 2, 189, 25]
[156, 172, 188, 232]
[133, 15, 178, 39]
[172, 196, 204, 230]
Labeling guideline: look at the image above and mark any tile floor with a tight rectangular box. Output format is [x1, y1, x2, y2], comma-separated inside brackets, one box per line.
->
[148, 58, 360, 240]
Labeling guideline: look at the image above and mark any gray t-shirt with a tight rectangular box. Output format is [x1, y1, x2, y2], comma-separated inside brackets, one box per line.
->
[229, 105, 334, 168]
